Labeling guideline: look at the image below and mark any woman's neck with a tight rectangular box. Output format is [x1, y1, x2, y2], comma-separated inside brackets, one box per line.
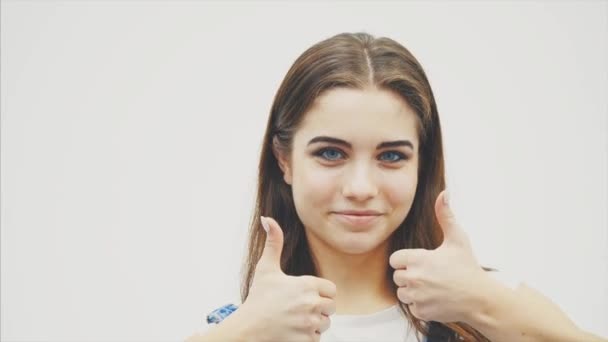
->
[306, 235, 398, 315]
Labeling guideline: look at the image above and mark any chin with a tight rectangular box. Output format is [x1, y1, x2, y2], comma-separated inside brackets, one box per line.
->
[305, 218, 393, 255]
[331, 233, 385, 255]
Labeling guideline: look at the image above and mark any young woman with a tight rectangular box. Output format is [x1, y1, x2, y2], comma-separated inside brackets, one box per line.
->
[188, 32, 605, 342]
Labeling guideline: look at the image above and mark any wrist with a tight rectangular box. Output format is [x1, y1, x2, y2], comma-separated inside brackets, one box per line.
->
[224, 304, 261, 342]
[206, 304, 261, 342]
[460, 271, 506, 327]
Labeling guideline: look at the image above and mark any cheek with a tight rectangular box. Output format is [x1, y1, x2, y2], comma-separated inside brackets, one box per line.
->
[291, 160, 339, 213]
[382, 169, 418, 211]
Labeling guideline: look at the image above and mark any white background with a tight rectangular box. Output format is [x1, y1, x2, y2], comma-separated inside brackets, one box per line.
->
[1, 1, 606, 341]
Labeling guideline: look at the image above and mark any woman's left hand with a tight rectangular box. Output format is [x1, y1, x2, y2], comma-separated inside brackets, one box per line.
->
[389, 189, 489, 323]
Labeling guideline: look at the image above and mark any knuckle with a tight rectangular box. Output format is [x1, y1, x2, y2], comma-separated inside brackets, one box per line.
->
[312, 299, 322, 313]
[392, 269, 406, 286]
[326, 281, 337, 295]
[327, 300, 337, 315]
[410, 249, 424, 260]
[301, 315, 318, 331]
[300, 275, 317, 290]
[299, 296, 316, 312]
[389, 251, 403, 267]
[319, 315, 331, 332]
[302, 316, 312, 330]
[397, 287, 415, 304]
[396, 287, 407, 301]
[405, 270, 421, 285]
[412, 305, 430, 321]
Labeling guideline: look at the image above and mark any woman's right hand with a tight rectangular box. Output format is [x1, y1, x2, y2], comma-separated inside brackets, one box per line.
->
[236, 216, 337, 342]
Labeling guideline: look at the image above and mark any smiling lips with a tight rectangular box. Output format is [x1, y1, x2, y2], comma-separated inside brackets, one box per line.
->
[333, 210, 382, 228]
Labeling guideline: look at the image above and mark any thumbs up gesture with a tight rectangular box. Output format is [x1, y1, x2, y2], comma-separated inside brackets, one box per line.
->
[238, 216, 337, 342]
[389, 190, 487, 323]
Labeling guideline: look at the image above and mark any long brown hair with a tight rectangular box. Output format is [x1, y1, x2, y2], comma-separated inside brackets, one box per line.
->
[240, 32, 490, 342]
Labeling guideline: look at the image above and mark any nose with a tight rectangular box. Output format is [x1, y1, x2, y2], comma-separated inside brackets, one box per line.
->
[341, 161, 378, 201]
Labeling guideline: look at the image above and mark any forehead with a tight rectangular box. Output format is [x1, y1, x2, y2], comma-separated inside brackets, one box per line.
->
[296, 87, 419, 148]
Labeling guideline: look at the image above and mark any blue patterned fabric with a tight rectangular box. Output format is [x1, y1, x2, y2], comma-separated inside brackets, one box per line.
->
[206, 303, 238, 324]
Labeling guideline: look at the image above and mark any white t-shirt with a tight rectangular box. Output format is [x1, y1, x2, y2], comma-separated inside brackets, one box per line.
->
[321, 304, 419, 342]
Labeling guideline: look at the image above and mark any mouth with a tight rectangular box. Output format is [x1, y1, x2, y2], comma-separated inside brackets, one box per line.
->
[334, 210, 382, 216]
[332, 211, 382, 228]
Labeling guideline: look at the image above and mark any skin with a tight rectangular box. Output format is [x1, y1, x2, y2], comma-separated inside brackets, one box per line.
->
[187, 87, 607, 342]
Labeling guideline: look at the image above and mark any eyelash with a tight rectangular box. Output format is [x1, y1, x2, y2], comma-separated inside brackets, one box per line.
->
[313, 147, 409, 163]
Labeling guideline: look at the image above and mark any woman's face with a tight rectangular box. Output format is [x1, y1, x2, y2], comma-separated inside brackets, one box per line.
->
[278, 87, 420, 255]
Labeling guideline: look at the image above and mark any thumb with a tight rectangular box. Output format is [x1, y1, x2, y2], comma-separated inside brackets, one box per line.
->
[434, 189, 467, 246]
[257, 216, 285, 273]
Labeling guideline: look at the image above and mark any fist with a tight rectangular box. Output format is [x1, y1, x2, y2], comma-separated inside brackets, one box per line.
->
[389, 190, 486, 323]
[242, 216, 337, 342]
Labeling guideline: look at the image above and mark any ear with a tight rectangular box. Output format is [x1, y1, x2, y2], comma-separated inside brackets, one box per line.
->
[272, 136, 293, 185]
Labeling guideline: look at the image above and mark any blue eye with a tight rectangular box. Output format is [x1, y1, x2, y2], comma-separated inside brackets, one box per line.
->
[316, 148, 345, 161]
[379, 151, 407, 162]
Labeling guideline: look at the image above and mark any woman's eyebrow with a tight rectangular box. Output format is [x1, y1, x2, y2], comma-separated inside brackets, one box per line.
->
[307, 136, 414, 150]
[308, 136, 348, 147]
[378, 140, 414, 149]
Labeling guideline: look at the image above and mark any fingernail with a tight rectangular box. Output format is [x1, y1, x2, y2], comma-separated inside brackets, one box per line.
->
[443, 189, 450, 207]
[260, 216, 269, 233]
